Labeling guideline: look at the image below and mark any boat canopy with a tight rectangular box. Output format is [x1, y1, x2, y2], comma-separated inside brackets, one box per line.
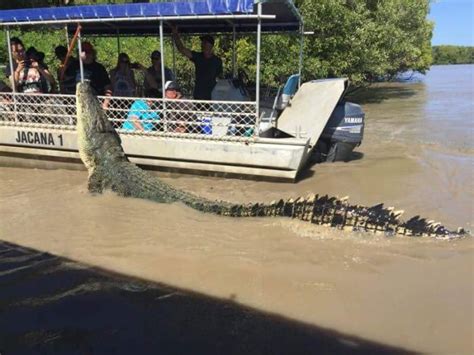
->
[0, 0, 302, 35]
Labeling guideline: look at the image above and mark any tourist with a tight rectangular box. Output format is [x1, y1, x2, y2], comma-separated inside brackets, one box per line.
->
[143, 50, 175, 97]
[122, 88, 160, 132]
[109, 53, 137, 97]
[54, 45, 79, 95]
[72, 41, 112, 97]
[4, 38, 55, 93]
[171, 26, 222, 100]
[164, 80, 183, 100]
[164, 80, 188, 133]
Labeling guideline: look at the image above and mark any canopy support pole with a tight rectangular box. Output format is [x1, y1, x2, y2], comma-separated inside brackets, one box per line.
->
[77, 27, 84, 83]
[5, 26, 18, 122]
[232, 24, 237, 78]
[116, 29, 121, 54]
[255, 2, 262, 133]
[159, 20, 167, 131]
[5, 27, 16, 94]
[298, 23, 304, 88]
[172, 38, 176, 75]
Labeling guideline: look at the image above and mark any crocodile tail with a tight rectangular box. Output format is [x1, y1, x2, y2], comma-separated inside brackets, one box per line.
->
[203, 194, 466, 238]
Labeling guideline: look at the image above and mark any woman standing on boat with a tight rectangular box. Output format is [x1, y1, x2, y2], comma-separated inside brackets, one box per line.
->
[109, 53, 137, 97]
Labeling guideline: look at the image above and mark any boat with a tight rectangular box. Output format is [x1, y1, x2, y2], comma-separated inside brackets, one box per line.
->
[0, 0, 365, 181]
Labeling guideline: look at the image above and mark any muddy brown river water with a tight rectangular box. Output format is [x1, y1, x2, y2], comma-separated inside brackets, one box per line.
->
[1, 65, 473, 354]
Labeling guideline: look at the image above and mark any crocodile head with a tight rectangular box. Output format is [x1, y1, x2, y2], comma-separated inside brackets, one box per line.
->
[76, 81, 124, 172]
[76, 81, 109, 136]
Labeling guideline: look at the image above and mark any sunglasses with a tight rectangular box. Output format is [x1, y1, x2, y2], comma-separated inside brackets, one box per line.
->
[151, 57, 160, 60]
[121, 60, 130, 63]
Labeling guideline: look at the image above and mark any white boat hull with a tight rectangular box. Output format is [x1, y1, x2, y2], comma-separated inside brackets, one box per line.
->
[0, 125, 309, 180]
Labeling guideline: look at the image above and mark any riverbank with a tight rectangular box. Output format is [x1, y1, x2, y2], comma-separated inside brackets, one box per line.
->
[432, 45, 474, 65]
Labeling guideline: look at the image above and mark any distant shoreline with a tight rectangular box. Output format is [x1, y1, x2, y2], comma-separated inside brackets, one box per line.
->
[432, 45, 473, 65]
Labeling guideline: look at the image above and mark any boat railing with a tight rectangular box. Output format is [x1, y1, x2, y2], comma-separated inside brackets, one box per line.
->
[0, 92, 259, 141]
[0, 92, 76, 130]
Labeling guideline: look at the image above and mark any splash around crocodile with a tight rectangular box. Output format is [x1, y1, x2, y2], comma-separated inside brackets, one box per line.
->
[75, 82, 467, 239]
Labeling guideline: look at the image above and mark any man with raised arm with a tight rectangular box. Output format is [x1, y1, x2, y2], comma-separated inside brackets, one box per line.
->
[171, 25, 223, 100]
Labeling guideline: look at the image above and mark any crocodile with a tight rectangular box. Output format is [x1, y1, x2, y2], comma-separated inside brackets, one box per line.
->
[76, 82, 467, 238]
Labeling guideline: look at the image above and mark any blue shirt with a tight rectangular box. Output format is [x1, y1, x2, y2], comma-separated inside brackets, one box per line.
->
[122, 99, 159, 131]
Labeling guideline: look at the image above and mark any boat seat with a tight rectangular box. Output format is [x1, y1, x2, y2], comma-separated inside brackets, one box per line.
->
[276, 73, 300, 111]
[259, 74, 300, 123]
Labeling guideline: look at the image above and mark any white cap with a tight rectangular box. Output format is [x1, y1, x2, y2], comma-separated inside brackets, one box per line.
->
[164, 80, 180, 91]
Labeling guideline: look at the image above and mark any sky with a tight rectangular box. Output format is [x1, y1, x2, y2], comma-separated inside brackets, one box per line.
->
[429, 0, 474, 46]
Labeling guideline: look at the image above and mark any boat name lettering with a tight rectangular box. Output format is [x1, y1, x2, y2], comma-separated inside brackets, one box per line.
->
[15, 131, 63, 146]
[344, 117, 363, 124]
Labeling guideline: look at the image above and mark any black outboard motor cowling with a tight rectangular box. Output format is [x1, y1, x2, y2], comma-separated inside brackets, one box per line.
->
[316, 101, 365, 162]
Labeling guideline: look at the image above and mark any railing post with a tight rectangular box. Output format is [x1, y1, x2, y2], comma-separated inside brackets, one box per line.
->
[254, 2, 262, 137]
[232, 24, 237, 78]
[5, 26, 18, 122]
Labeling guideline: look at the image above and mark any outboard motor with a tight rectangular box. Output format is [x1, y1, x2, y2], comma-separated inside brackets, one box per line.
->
[316, 101, 365, 162]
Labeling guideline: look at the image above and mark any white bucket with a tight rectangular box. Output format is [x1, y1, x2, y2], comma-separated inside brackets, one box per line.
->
[211, 116, 231, 137]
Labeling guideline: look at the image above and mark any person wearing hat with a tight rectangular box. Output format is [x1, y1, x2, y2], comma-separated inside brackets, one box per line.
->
[143, 50, 175, 96]
[164, 80, 183, 100]
[72, 41, 112, 97]
[123, 82, 183, 132]
[171, 25, 223, 100]
[164, 80, 190, 133]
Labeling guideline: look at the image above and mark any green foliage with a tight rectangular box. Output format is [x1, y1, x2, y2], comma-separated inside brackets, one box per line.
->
[0, 0, 434, 90]
[297, 0, 433, 85]
[432, 46, 474, 65]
